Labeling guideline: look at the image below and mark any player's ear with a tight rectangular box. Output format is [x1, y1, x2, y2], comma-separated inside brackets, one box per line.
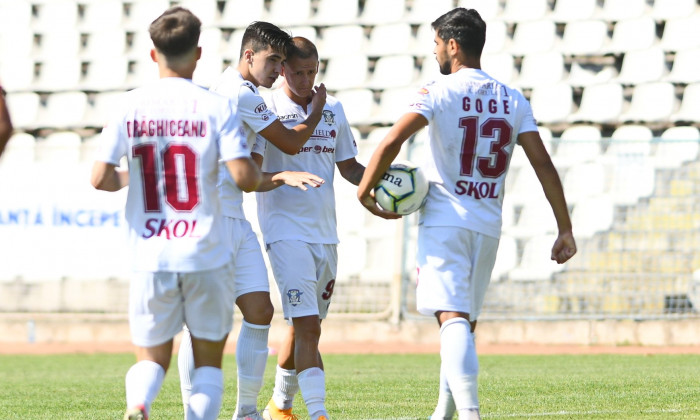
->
[244, 49, 254, 64]
[150, 48, 157, 63]
[195, 46, 202, 61]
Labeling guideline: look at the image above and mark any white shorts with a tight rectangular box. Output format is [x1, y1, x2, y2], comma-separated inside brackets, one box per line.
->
[129, 262, 236, 347]
[223, 217, 269, 298]
[416, 225, 499, 321]
[266, 240, 337, 321]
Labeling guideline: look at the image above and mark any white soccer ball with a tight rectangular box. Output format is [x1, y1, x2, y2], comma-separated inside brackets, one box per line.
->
[373, 160, 429, 215]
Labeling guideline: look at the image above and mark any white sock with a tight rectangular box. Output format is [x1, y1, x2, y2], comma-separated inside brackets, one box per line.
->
[272, 365, 299, 410]
[188, 366, 224, 420]
[178, 328, 195, 413]
[235, 320, 270, 416]
[440, 318, 479, 417]
[297, 367, 327, 420]
[125, 360, 165, 416]
[431, 363, 456, 419]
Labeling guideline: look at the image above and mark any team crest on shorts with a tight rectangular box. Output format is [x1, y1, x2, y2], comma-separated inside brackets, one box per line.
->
[322, 110, 335, 125]
[287, 289, 303, 306]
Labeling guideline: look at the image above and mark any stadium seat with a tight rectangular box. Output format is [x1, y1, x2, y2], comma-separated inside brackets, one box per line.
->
[198, 27, 225, 59]
[606, 17, 657, 54]
[317, 25, 366, 59]
[508, 199, 557, 239]
[174, 0, 219, 27]
[509, 234, 565, 282]
[507, 164, 547, 206]
[84, 91, 127, 128]
[599, 0, 650, 21]
[38, 91, 90, 130]
[224, 29, 246, 61]
[559, 20, 609, 57]
[567, 82, 624, 124]
[321, 54, 368, 91]
[483, 20, 509, 54]
[619, 82, 677, 124]
[0, 1, 32, 30]
[664, 48, 700, 85]
[82, 30, 128, 59]
[35, 29, 82, 60]
[562, 162, 607, 205]
[552, 125, 603, 167]
[333, 89, 376, 126]
[566, 62, 618, 87]
[359, 0, 406, 25]
[404, 0, 453, 24]
[312, 0, 359, 25]
[516, 52, 565, 89]
[336, 235, 368, 278]
[35, 58, 83, 91]
[367, 23, 413, 57]
[412, 23, 435, 56]
[651, 0, 698, 21]
[81, 55, 130, 92]
[5, 92, 41, 131]
[491, 234, 518, 282]
[32, 0, 79, 31]
[219, 0, 265, 28]
[286, 26, 317, 44]
[0, 58, 35, 93]
[418, 54, 443, 84]
[358, 126, 392, 164]
[79, 0, 124, 31]
[457, 0, 502, 21]
[35, 131, 82, 164]
[508, 127, 553, 169]
[654, 126, 700, 168]
[549, 0, 598, 22]
[266, 0, 311, 28]
[193, 54, 226, 88]
[604, 124, 654, 162]
[371, 87, 418, 125]
[126, 57, 159, 88]
[606, 161, 656, 205]
[0, 28, 34, 58]
[659, 13, 700, 52]
[481, 53, 517, 85]
[124, 0, 170, 31]
[0, 132, 36, 167]
[127, 30, 155, 60]
[671, 83, 700, 123]
[510, 20, 557, 56]
[529, 83, 574, 125]
[366, 55, 417, 90]
[501, 0, 549, 23]
[571, 195, 615, 239]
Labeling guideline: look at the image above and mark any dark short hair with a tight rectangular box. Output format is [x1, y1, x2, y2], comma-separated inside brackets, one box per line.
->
[431, 8, 486, 57]
[286, 36, 318, 61]
[149, 6, 201, 57]
[239, 21, 293, 58]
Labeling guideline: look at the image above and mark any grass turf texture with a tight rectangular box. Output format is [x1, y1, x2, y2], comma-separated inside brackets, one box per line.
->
[1, 353, 699, 419]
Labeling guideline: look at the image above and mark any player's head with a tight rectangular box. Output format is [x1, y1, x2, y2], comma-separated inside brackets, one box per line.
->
[238, 21, 293, 88]
[431, 8, 485, 75]
[149, 7, 202, 73]
[281, 37, 319, 102]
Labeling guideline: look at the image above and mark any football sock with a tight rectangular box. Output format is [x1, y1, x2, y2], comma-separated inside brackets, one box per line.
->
[178, 328, 195, 413]
[125, 360, 165, 416]
[431, 363, 456, 419]
[188, 366, 224, 420]
[235, 320, 270, 416]
[440, 318, 479, 415]
[297, 367, 327, 420]
[272, 365, 299, 410]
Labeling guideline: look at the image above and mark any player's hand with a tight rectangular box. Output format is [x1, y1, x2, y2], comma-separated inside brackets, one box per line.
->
[551, 230, 576, 264]
[310, 83, 327, 112]
[358, 190, 402, 220]
[279, 171, 325, 191]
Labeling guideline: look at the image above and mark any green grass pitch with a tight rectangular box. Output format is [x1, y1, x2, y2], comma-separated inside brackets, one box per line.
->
[1, 352, 699, 419]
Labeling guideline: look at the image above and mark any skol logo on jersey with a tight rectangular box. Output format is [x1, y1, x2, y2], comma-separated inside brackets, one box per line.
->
[287, 289, 303, 306]
[322, 110, 335, 124]
[142, 218, 202, 239]
[454, 180, 500, 199]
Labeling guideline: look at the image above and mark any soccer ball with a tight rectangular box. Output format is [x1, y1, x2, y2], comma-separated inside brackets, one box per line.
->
[373, 160, 429, 215]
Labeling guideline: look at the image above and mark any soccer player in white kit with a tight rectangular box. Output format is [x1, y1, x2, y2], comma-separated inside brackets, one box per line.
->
[90, 7, 261, 420]
[357, 8, 577, 420]
[177, 22, 328, 420]
[252, 37, 364, 420]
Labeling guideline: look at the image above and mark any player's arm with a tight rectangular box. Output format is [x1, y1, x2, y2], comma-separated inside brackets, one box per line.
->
[251, 152, 324, 192]
[357, 112, 428, 219]
[0, 88, 13, 157]
[519, 130, 577, 264]
[257, 84, 327, 155]
[336, 157, 365, 186]
[224, 156, 262, 193]
[91, 161, 129, 191]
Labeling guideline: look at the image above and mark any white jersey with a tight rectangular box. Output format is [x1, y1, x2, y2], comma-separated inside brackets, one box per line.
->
[409, 68, 538, 238]
[209, 67, 277, 219]
[97, 77, 250, 272]
[252, 89, 358, 244]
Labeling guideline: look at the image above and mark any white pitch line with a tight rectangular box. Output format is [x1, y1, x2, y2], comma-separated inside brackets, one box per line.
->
[482, 408, 683, 418]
